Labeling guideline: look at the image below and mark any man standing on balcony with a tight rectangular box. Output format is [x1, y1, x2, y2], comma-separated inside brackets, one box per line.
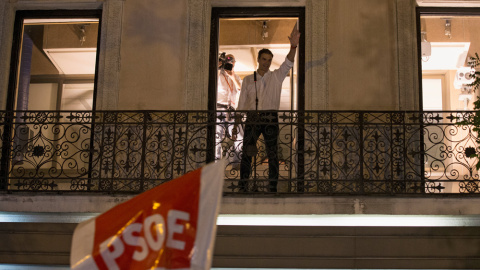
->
[233, 24, 300, 192]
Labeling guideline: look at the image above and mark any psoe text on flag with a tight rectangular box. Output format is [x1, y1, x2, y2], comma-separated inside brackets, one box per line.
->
[70, 160, 226, 270]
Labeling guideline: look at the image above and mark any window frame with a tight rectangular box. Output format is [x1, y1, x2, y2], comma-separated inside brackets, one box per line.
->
[416, 7, 480, 112]
[1, 9, 102, 190]
[209, 7, 306, 112]
[6, 9, 102, 112]
[207, 7, 306, 174]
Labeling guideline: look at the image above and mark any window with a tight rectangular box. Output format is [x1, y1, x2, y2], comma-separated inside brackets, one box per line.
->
[208, 8, 305, 191]
[6, 10, 101, 112]
[418, 8, 480, 192]
[418, 10, 480, 111]
[209, 7, 305, 111]
[2, 10, 101, 190]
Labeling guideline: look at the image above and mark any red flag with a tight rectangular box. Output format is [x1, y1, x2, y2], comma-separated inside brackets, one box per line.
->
[70, 160, 225, 270]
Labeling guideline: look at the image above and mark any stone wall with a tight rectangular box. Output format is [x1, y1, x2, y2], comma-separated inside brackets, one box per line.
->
[0, 0, 419, 111]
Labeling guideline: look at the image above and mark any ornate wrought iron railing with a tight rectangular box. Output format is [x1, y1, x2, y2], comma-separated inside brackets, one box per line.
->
[0, 110, 478, 194]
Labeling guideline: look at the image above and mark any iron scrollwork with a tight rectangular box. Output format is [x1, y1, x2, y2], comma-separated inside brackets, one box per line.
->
[0, 110, 478, 194]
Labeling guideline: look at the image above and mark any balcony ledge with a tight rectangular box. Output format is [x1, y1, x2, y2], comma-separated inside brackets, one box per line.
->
[1, 193, 480, 216]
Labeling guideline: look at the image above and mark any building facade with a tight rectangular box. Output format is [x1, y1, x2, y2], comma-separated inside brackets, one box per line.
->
[1, 0, 480, 268]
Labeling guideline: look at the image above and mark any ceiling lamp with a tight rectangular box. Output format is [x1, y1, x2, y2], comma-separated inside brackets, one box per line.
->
[444, 19, 452, 39]
[262, 21, 268, 40]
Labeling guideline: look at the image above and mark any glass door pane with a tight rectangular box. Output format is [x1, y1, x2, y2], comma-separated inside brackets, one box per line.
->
[61, 83, 94, 110]
[8, 15, 99, 191]
[420, 14, 480, 193]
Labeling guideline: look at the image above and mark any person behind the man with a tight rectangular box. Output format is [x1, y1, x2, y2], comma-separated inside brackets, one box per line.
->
[216, 53, 242, 160]
[233, 25, 300, 192]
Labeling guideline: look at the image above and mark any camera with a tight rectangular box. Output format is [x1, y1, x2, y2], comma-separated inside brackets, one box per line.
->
[219, 52, 234, 71]
[454, 66, 476, 89]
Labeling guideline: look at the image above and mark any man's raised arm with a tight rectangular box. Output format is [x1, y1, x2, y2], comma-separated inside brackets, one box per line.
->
[287, 23, 301, 62]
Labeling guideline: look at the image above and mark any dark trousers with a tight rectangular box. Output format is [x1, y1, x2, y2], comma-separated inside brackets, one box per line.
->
[239, 112, 279, 192]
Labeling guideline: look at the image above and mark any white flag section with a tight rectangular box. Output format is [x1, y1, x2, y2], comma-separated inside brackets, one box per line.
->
[70, 160, 226, 270]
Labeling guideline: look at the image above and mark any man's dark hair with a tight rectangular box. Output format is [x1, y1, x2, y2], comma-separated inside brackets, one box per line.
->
[257, 48, 274, 60]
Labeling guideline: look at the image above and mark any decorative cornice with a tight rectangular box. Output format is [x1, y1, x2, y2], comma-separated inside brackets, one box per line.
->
[14, 0, 103, 9]
[417, 0, 480, 6]
[211, 0, 306, 7]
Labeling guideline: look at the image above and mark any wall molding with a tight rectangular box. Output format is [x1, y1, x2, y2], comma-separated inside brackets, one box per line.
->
[95, 0, 123, 110]
[417, 0, 480, 6]
[397, 0, 420, 110]
[211, 0, 306, 7]
[305, 0, 328, 110]
[185, 0, 211, 110]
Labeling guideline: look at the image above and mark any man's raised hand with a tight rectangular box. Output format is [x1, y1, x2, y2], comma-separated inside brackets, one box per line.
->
[288, 23, 300, 47]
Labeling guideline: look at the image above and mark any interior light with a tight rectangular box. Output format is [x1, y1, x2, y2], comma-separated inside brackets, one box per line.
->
[444, 18, 452, 39]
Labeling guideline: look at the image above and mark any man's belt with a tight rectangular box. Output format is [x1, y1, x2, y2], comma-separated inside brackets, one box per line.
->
[217, 103, 235, 110]
[216, 103, 229, 109]
[246, 111, 278, 122]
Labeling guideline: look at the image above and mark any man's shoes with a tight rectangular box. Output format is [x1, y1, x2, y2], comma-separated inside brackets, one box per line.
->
[250, 184, 259, 193]
[237, 180, 247, 193]
[237, 181, 260, 193]
[268, 183, 277, 193]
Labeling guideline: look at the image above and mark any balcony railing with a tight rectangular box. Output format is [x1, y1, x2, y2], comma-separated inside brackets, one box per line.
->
[0, 110, 479, 195]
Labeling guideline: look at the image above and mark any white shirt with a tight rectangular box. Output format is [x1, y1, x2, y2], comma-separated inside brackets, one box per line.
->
[217, 69, 242, 108]
[237, 57, 293, 111]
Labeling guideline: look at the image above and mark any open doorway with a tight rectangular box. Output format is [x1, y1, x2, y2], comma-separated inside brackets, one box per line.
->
[209, 7, 305, 192]
[2, 10, 101, 191]
[209, 8, 305, 111]
[419, 9, 480, 193]
[218, 18, 299, 110]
